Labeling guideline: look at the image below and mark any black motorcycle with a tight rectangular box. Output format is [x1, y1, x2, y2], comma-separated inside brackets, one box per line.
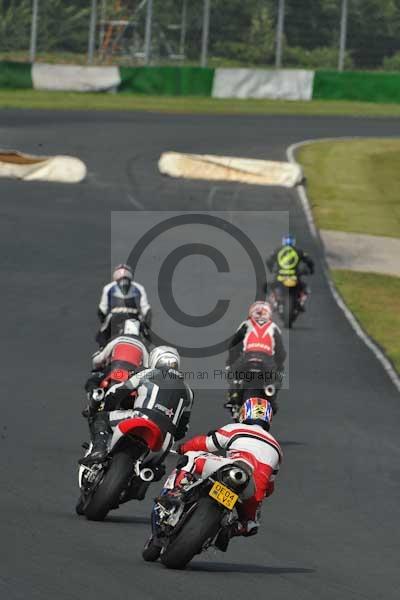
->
[143, 461, 254, 569]
[76, 414, 166, 521]
[269, 269, 310, 329]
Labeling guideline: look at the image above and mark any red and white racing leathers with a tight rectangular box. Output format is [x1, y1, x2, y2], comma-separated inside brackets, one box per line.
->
[92, 335, 149, 371]
[176, 422, 282, 522]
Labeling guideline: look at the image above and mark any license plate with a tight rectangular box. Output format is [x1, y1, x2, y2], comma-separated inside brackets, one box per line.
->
[209, 481, 238, 510]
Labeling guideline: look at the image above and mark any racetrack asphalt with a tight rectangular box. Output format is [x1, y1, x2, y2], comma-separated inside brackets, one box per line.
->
[1, 110, 399, 600]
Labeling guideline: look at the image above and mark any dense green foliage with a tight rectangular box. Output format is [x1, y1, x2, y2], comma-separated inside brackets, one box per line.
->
[1, 0, 400, 69]
[0, 0, 90, 52]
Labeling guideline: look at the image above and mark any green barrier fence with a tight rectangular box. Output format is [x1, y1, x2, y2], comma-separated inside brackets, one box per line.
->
[119, 66, 214, 96]
[0, 61, 33, 89]
[313, 70, 400, 104]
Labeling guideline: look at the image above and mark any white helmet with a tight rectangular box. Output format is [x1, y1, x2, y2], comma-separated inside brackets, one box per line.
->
[149, 346, 180, 370]
[113, 263, 133, 282]
[123, 319, 140, 336]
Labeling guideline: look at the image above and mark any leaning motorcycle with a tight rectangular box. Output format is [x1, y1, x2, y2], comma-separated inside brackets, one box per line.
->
[143, 460, 255, 569]
[76, 413, 165, 521]
[269, 270, 310, 329]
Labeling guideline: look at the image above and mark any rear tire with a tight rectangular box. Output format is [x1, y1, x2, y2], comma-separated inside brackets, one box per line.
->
[85, 452, 134, 521]
[283, 293, 295, 329]
[161, 498, 222, 570]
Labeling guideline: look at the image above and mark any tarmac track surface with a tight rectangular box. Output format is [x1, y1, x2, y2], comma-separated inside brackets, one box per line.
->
[0, 110, 399, 600]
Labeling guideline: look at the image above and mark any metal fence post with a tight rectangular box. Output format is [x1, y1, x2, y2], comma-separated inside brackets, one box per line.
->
[179, 0, 188, 58]
[275, 0, 285, 69]
[144, 0, 153, 65]
[338, 0, 349, 71]
[201, 0, 211, 67]
[88, 0, 98, 64]
[29, 0, 39, 63]
[99, 0, 107, 50]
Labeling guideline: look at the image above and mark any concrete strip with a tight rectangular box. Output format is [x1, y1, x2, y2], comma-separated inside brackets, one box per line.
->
[32, 63, 121, 92]
[320, 229, 400, 278]
[159, 152, 303, 187]
[212, 68, 315, 100]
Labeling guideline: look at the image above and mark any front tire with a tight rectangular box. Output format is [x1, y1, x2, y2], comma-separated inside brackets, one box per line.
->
[161, 498, 222, 570]
[84, 451, 134, 521]
[75, 495, 86, 516]
[142, 538, 162, 562]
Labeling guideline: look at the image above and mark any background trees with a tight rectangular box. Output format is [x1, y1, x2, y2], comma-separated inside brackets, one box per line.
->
[1, 0, 400, 69]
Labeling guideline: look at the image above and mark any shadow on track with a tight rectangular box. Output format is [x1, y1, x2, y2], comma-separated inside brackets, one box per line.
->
[189, 562, 315, 575]
[280, 440, 307, 447]
[105, 515, 151, 525]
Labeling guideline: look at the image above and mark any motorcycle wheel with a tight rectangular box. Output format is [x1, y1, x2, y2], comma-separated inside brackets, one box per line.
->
[142, 537, 162, 562]
[161, 497, 222, 570]
[75, 495, 86, 516]
[84, 451, 134, 522]
[283, 293, 295, 329]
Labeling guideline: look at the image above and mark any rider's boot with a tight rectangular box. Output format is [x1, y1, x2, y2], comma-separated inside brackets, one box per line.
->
[224, 383, 241, 409]
[298, 296, 306, 312]
[155, 470, 194, 510]
[79, 412, 110, 466]
[214, 519, 259, 552]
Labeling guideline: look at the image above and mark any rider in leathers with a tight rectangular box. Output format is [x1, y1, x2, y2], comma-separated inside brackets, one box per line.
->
[84, 319, 149, 397]
[80, 347, 193, 477]
[266, 235, 314, 310]
[145, 398, 281, 554]
[226, 302, 286, 414]
[96, 263, 152, 347]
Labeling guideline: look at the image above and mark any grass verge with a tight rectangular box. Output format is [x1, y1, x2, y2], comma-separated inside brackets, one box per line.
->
[2, 89, 400, 117]
[297, 139, 400, 374]
[332, 270, 400, 372]
[297, 138, 400, 238]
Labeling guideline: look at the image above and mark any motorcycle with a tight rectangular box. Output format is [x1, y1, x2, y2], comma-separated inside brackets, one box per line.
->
[224, 357, 280, 420]
[76, 413, 166, 521]
[96, 310, 151, 348]
[143, 459, 255, 569]
[269, 269, 310, 329]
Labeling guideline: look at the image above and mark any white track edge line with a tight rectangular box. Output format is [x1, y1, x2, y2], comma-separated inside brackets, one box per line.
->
[287, 138, 400, 394]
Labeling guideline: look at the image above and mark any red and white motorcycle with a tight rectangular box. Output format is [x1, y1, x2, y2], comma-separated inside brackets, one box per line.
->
[77, 411, 166, 521]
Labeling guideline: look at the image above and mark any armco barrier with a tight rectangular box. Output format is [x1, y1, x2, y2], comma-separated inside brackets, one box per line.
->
[119, 66, 214, 96]
[0, 61, 32, 89]
[3, 61, 400, 104]
[313, 70, 400, 104]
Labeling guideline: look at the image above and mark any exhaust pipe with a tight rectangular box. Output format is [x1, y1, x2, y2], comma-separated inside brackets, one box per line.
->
[92, 388, 105, 402]
[265, 384, 276, 397]
[140, 467, 155, 482]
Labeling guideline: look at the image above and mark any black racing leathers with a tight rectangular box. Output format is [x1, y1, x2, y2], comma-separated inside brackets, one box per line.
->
[266, 245, 314, 295]
[105, 367, 193, 441]
[81, 368, 193, 465]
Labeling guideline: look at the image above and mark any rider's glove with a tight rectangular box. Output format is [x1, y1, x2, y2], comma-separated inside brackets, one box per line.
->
[176, 443, 186, 455]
